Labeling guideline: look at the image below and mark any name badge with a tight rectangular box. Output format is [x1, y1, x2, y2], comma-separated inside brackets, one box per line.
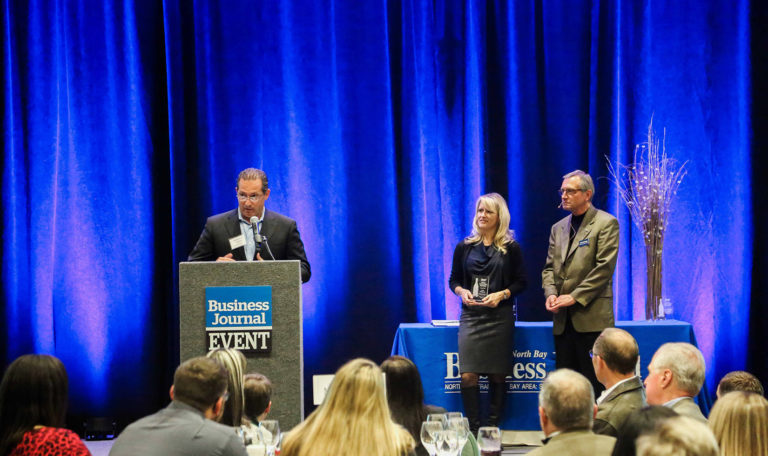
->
[578, 239, 590, 247]
[229, 234, 246, 250]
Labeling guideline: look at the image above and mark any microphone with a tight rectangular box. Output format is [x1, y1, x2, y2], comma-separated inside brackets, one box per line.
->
[557, 201, 563, 209]
[250, 216, 263, 255]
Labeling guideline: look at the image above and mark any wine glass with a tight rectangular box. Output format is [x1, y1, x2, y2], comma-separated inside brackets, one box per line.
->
[258, 420, 280, 456]
[420, 421, 444, 456]
[427, 413, 448, 428]
[446, 411, 463, 420]
[447, 417, 469, 454]
[434, 429, 459, 456]
[477, 426, 501, 456]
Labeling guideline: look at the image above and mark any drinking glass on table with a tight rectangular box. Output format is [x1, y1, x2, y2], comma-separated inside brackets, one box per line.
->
[427, 413, 448, 428]
[447, 417, 469, 453]
[258, 420, 280, 456]
[446, 411, 463, 420]
[434, 429, 459, 456]
[421, 421, 444, 456]
[477, 426, 501, 456]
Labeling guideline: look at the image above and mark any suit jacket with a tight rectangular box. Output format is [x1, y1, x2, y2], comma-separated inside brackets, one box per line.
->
[670, 396, 707, 423]
[188, 208, 311, 283]
[109, 401, 247, 456]
[527, 430, 616, 456]
[593, 376, 647, 437]
[541, 205, 619, 334]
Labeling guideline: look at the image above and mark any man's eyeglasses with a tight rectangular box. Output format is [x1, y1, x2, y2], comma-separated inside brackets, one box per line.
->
[589, 349, 596, 359]
[558, 188, 584, 196]
[237, 193, 263, 202]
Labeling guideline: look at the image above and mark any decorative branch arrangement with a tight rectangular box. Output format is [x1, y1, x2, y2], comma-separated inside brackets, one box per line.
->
[606, 119, 688, 320]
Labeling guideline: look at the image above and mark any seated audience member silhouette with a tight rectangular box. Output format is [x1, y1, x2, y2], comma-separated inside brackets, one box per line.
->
[610, 405, 677, 456]
[241, 373, 272, 445]
[109, 356, 246, 456]
[643, 343, 706, 422]
[527, 369, 615, 456]
[281, 358, 414, 456]
[591, 328, 646, 437]
[708, 391, 768, 456]
[715, 370, 764, 398]
[380, 356, 446, 456]
[635, 416, 718, 456]
[0, 354, 91, 456]
[207, 348, 247, 427]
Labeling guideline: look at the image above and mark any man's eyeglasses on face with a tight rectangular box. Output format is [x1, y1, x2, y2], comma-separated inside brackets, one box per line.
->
[558, 188, 583, 196]
[237, 193, 263, 202]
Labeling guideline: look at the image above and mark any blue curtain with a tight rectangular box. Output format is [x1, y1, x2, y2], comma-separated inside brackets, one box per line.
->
[2, 0, 756, 424]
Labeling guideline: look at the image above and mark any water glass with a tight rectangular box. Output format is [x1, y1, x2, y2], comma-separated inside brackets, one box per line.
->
[427, 413, 448, 428]
[434, 429, 459, 456]
[421, 421, 444, 456]
[258, 420, 280, 456]
[477, 426, 501, 456]
[447, 417, 469, 452]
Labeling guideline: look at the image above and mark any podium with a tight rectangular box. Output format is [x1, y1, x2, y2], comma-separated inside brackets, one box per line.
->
[179, 260, 303, 429]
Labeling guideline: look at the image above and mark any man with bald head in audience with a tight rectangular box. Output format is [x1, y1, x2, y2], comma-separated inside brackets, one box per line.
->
[644, 342, 707, 422]
[591, 328, 646, 436]
[528, 369, 616, 456]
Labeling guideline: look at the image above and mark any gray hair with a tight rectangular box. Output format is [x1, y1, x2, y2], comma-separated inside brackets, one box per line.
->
[237, 168, 269, 191]
[636, 416, 719, 456]
[562, 170, 594, 198]
[538, 369, 595, 431]
[651, 343, 706, 396]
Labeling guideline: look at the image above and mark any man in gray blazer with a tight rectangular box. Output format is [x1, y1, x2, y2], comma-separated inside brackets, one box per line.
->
[644, 342, 707, 422]
[592, 328, 646, 436]
[188, 168, 311, 283]
[110, 357, 247, 456]
[542, 170, 619, 394]
[528, 369, 616, 456]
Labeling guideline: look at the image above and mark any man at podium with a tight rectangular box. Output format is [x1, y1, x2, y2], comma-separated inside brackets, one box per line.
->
[188, 168, 311, 283]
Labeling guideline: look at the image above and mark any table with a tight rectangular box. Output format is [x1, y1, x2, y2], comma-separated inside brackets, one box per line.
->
[391, 320, 711, 430]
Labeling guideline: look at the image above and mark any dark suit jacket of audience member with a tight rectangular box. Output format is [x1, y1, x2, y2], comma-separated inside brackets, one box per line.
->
[527, 430, 616, 456]
[188, 208, 311, 283]
[593, 376, 646, 437]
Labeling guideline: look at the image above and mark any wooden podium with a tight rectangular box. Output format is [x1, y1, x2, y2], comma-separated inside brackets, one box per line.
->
[179, 260, 303, 429]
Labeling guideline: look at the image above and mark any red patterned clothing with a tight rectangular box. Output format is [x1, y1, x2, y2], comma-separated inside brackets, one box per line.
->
[9, 427, 91, 456]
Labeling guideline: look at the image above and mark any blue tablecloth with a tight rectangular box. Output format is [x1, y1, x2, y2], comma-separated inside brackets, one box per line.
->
[391, 320, 711, 430]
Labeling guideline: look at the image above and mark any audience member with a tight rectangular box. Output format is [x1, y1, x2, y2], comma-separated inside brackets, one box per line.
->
[716, 370, 764, 398]
[708, 391, 768, 456]
[635, 416, 718, 456]
[643, 343, 706, 422]
[207, 348, 247, 427]
[591, 328, 646, 437]
[528, 369, 615, 456]
[0, 354, 91, 456]
[610, 405, 677, 456]
[281, 358, 414, 456]
[241, 373, 272, 445]
[109, 356, 246, 456]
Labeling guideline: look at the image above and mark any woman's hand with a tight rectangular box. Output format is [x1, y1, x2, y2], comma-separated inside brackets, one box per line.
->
[456, 287, 476, 305]
[479, 291, 505, 308]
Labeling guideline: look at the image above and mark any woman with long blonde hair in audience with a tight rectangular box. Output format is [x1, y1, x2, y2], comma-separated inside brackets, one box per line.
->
[207, 348, 247, 427]
[708, 391, 768, 456]
[282, 358, 415, 456]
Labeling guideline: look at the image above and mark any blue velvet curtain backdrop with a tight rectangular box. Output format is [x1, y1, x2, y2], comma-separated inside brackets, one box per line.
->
[2, 0, 756, 425]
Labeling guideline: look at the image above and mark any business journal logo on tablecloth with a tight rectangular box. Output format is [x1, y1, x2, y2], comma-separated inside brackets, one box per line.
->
[205, 286, 272, 354]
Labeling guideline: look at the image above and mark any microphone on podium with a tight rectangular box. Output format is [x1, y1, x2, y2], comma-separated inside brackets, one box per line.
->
[250, 216, 262, 254]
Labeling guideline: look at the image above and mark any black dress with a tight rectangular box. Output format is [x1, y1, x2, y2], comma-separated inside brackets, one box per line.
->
[449, 240, 527, 374]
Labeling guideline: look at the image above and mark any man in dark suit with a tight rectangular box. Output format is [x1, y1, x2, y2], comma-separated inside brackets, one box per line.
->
[188, 168, 311, 283]
[541, 170, 619, 394]
[528, 369, 616, 456]
[591, 328, 646, 437]
[110, 357, 247, 456]
[644, 342, 707, 422]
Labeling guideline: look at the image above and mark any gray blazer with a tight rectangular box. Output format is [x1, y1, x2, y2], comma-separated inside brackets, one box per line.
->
[109, 401, 247, 456]
[542, 205, 619, 334]
[527, 430, 616, 456]
[188, 208, 311, 282]
[593, 376, 647, 437]
[670, 396, 707, 422]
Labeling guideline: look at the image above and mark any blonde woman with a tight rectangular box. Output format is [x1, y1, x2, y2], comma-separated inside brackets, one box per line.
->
[281, 358, 415, 456]
[708, 391, 768, 455]
[207, 348, 247, 427]
[449, 193, 527, 432]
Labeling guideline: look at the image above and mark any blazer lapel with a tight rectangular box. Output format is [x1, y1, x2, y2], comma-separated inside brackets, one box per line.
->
[227, 210, 247, 261]
[560, 216, 572, 263]
[565, 206, 597, 260]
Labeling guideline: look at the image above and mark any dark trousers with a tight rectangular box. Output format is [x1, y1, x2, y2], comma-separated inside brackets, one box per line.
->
[554, 316, 605, 397]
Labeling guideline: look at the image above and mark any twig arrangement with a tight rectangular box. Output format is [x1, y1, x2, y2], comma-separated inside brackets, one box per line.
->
[606, 119, 687, 320]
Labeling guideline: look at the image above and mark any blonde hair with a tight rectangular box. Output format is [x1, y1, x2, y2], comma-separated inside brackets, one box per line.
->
[464, 193, 515, 253]
[708, 391, 768, 456]
[636, 416, 718, 456]
[282, 358, 414, 456]
[206, 348, 247, 426]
